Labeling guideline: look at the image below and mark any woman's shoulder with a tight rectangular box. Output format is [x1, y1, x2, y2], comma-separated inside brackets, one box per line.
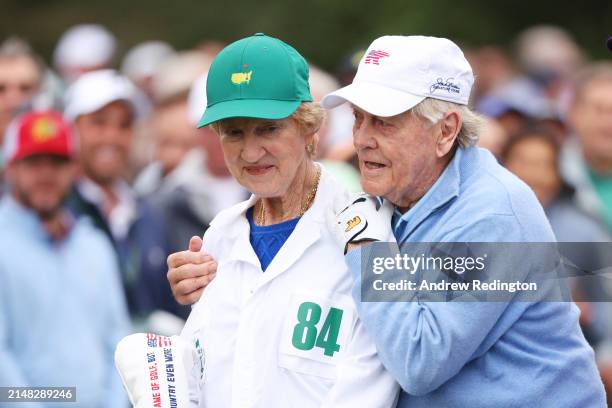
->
[203, 197, 254, 255]
[209, 197, 254, 229]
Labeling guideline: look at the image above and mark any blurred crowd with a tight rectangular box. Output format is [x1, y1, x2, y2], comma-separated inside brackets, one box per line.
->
[0, 23, 611, 405]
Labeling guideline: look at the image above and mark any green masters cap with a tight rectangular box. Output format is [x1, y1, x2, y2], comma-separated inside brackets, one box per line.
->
[197, 33, 312, 128]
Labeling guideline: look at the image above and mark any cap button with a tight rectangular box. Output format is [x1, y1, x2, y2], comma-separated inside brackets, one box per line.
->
[254, 32, 265, 36]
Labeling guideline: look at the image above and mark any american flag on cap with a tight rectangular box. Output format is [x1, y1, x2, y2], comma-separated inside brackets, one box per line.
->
[364, 49, 390, 65]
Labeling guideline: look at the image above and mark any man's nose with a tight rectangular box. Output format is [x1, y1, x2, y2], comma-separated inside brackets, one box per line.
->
[5, 86, 29, 111]
[102, 124, 129, 142]
[353, 120, 377, 150]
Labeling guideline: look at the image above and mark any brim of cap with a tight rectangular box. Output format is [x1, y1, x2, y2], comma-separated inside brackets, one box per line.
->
[65, 96, 141, 122]
[12, 149, 71, 163]
[321, 82, 425, 117]
[197, 99, 302, 128]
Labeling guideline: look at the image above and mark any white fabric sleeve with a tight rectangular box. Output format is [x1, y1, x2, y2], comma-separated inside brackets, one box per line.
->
[320, 316, 400, 407]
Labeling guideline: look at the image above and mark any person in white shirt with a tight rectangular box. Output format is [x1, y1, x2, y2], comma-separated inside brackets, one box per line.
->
[130, 33, 399, 408]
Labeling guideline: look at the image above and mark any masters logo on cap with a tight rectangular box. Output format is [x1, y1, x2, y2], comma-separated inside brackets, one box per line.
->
[231, 69, 253, 85]
[198, 33, 312, 128]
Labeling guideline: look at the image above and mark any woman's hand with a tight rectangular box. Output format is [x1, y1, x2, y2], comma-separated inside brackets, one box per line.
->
[166, 236, 217, 305]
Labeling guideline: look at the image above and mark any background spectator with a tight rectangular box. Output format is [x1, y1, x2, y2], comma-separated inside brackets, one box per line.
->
[563, 62, 612, 232]
[0, 38, 43, 144]
[63, 70, 186, 322]
[0, 111, 129, 406]
[53, 24, 117, 85]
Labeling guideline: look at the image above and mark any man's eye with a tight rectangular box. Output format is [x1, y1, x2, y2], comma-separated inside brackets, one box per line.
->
[19, 84, 33, 93]
[375, 118, 391, 127]
[91, 117, 105, 126]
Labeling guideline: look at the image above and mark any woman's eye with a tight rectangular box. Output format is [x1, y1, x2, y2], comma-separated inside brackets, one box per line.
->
[258, 125, 279, 134]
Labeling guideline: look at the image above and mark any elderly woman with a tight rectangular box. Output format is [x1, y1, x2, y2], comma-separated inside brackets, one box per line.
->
[173, 34, 398, 407]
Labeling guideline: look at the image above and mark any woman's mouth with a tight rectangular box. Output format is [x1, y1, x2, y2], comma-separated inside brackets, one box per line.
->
[245, 165, 274, 176]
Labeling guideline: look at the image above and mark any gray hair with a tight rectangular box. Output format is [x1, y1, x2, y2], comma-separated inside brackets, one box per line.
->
[1, 37, 35, 60]
[411, 98, 485, 148]
[0, 37, 44, 75]
[571, 61, 612, 103]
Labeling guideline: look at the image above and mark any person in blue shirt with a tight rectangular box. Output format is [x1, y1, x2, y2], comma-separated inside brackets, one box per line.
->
[0, 111, 130, 407]
[322, 35, 606, 407]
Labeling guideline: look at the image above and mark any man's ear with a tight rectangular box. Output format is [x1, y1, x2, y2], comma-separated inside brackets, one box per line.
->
[436, 110, 461, 157]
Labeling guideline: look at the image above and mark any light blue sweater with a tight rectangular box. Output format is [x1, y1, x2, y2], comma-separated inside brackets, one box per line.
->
[0, 196, 130, 407]
[346, 147, 607, 407]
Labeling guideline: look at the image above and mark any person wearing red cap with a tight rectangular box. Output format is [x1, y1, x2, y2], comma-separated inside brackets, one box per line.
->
[0, 111, 130, 406]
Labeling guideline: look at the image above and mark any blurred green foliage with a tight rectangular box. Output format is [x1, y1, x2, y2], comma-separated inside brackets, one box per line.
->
[1, 0, 610, 71]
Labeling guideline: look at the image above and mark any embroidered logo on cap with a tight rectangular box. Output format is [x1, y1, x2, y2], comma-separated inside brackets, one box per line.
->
[31, 117, 58, 143]
[231, 70, 253, 85]
[364, 50, 390, 65]
[430, 78, 460, 95]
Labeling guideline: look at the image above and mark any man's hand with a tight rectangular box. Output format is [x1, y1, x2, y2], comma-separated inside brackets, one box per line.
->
[167, 236, 217, 305]
[327, 193, 395, 254]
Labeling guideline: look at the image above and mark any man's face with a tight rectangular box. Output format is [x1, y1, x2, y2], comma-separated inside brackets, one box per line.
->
[75, 100, 134, 185]
[151, 102, 198, 176]
[504, 136, 561, 207]
[351, 105, 440, 209]
[570, 79, 612, 169]
[200, 126, 231, 178]
[6, 155, 75, 220]
[0, 56, 41, 131]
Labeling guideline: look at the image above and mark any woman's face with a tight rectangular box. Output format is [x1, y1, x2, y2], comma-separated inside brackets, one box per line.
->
[504, 136, 561, 206]
[217, 117, 313, 198]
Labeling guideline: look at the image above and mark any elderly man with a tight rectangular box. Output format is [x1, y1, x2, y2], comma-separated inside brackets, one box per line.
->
[167, 36, 606, 406]
[321, 35, 605, 407]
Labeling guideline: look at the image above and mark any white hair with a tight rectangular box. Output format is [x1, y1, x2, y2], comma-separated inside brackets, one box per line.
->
[411, 98, 485, 148]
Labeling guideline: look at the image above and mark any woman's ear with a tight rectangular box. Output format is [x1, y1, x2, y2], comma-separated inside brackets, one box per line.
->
[436, 110, 461, 157]
[305, 132, 319, 158]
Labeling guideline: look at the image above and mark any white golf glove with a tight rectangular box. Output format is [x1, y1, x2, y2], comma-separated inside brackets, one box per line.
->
[115, 333, 200, 408]
[327, 193, 396, 254]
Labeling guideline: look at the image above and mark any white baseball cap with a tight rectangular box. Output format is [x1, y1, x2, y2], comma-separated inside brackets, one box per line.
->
[63, 69, 141, 121]
[53, 24, 116, 70]
[322, 35, 474, 117]
[187, 72, 208, 126]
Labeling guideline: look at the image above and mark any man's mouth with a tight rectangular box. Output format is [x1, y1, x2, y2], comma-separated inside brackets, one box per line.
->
[364, 160, 387, 169]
